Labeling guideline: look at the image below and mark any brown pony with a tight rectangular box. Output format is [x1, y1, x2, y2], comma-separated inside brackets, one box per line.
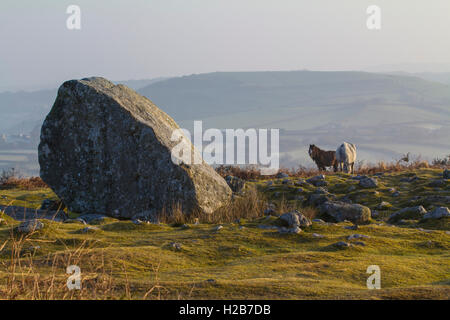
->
[308, 144, 338, 172]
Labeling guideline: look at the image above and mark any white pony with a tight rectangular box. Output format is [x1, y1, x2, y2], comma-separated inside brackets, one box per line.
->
[336, 142, 357, 174]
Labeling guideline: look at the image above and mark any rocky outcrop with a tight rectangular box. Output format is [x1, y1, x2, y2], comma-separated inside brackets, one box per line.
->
[39, 77, 231, 219]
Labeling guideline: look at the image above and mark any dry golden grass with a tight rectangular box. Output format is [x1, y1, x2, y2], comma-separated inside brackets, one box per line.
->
[0, 177, 48, 190]
[215, 158, 446, 181]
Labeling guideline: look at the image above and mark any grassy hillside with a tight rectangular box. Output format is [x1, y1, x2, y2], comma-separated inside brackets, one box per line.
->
[0, 168, 448, 299]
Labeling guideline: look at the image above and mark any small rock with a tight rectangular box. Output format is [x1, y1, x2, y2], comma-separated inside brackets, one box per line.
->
[423, 207, 450, 220]
[132, 219, 142, 225]
[359, 177, 378, 188]
[347, 234, 370, 240]
[214, 225, 223, 231]
[170, 242, 182, 251]
[344, 225, 358, 230]
[443, 169, 450, 179]
[353, 241, 366, 246]
[278, 226, 301, 234]
[307, 175, 328, 187]
[40, 199, 66, 211]
[239, 226, 245, 230]
[388, 206, 427, 222]
[377, 201, 391, 210]
[333, 241, 350, 248]
[392, 191, 401, 197]
[64, 218, 87, 225]
[16, 220, 44, 233]
[225, 175, 246, 193]
[78, 214, 108, 224]
[312, 219, 325, 223]
[276, 172, 289, 178]
[312, 233, 324, 238]
[80, 226, 99, 233]
[279, 210, 312, 228]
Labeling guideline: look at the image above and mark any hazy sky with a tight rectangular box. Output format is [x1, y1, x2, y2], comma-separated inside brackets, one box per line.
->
[1, 0, 450, 91]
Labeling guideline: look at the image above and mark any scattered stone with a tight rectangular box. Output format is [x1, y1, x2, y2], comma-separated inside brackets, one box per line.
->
[78, 214, 108, 224]
[443, 169, 450, 179]
[38, 77, 231, 219]
[347, 185, 357, 192]
[359, 177, 378, 188]
[131, 211, 160, 224]
[312, 233, 324, 238]
[170, 242, 182, 251]
[80, 226, 99, 233]
[16, 220, 44, 233]
[64, 218, 87, 225]
[344, 225, 358, 230]
[306, 193, 333, 207]
[392, 191, 401, 197]
[377, 201, 391, 210]
[400, 176, 418, 183]
[278, 226, 301, 234]
[40, 199, 66, 211]
[312, 219, 325, 223]
[388, 206, 427, 223]
[214, 225, 223, 231]
[276, 172, 289, 178]
[351, 175, 367, 180]
[319, 201, 371, 224]
[423, 207, 450, 220]
[181, 224, 189, 229]
[239, 226, 245, 230]
[225, 175, 246, 193]
[132, 219, 142, 225]
[279, 210, 312, 228]
[353, 241, 366, 246]
[307, 175, 327, 187]
[347, 234, 370, 240]
[333, 241, 350, 248]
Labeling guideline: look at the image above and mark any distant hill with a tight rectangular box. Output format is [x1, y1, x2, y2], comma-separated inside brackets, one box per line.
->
[138, 71, 450, 122]
[138, 71, 450, 166]
[387, 71, 450, 86]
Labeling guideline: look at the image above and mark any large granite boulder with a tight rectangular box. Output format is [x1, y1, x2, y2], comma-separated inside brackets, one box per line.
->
[39, 77, 232, 218]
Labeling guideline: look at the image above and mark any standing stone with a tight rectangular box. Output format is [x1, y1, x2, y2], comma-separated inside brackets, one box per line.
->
[39, 77, 231, 218]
